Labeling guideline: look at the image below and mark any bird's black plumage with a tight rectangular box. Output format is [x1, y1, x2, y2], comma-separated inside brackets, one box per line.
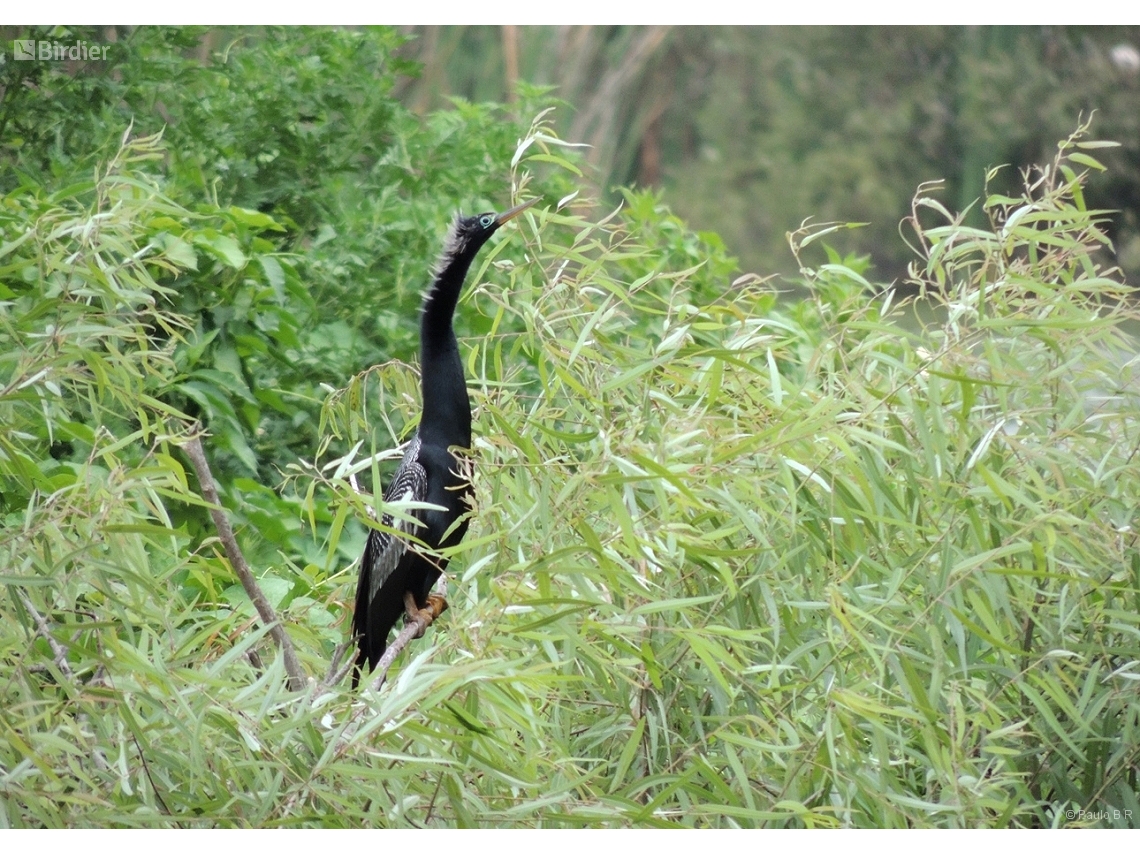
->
[351, 198, 537, 687]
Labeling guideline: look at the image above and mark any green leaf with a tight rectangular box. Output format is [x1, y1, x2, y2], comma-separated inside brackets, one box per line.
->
[194, 233, 248, 268]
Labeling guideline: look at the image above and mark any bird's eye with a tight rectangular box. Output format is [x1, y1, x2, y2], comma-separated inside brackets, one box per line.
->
[479, 214, 494, 228]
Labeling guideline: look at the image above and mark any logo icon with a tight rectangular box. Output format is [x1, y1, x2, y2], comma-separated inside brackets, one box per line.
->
[10, 39, 109, 62]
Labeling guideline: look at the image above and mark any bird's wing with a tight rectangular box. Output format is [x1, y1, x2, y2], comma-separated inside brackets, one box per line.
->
[363, 436, 428, 606]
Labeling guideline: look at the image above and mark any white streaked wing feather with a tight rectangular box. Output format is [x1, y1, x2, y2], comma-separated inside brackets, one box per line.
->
[365, 436, 427, 604]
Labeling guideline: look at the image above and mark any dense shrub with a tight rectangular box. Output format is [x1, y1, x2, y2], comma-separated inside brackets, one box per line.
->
[0, 28, 1136, 828]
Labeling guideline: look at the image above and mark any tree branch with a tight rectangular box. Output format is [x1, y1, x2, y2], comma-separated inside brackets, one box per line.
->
[367, 584, 448, 693]
[18, 590, 74, 680]
[183, 431, 308, 692]
[367, 614, 427, 693]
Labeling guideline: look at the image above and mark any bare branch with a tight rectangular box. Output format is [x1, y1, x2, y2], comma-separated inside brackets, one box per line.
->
[183, 430, 308, 692]
[367, 613, 428, 693]
[17, 590, 74, 680]
[314, 641, 356, 696]
[367, 583, 449, 693]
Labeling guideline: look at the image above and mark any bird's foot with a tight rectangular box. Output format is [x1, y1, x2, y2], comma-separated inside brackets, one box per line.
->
[425, 593, 449, 621]
[403, 591, 449, 639]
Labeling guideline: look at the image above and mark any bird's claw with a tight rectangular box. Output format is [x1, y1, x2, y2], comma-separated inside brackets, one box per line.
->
[404, 591, 449, 639]
[425, 593, 449, 620]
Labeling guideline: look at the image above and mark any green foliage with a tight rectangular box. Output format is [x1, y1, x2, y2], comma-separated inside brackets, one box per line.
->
[0, 131, 284, 823]
[397, 26, 1140, 282]
[1, 28, 1137, 828]
[299, 123, 1138, 827]
[1, 26, 571, 493]
[659, 27, 1140, 281]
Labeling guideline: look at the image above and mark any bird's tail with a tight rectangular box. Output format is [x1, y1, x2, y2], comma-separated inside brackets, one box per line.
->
[349, 631, 386, 689]
[350, 648, 366, 689]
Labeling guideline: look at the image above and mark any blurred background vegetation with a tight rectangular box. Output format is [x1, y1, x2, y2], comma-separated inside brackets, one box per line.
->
[394, 25, 1140, 283]
[1, 25, 1138, 828]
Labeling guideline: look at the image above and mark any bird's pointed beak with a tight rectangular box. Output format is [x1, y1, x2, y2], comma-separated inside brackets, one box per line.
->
[495, 197, 540, 225]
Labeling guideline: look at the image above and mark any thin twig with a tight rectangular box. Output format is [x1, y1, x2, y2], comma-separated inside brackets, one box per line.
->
[127, 718, 173, 816]
[18, 590, 74, 680]
[314, 641, 356, 696]
[183, 430, 308, 691]
[99, 665, 174, 818]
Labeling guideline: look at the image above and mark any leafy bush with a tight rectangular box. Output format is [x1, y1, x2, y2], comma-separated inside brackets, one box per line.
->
[1, 29, 1136, 827]
[1, 26, 573, 493]
[304, 122, 1136, 827]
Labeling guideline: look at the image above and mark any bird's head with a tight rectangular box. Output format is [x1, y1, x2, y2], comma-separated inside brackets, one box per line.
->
[441, 198, 539, 263]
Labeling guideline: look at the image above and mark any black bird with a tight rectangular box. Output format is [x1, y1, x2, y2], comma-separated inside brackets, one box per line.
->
[351, 197, 538, 687]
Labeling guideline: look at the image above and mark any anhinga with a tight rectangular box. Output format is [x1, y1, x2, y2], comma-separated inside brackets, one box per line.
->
[351, 197, 538, 687]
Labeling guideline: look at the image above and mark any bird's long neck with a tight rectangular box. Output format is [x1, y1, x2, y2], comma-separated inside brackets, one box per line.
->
[419, 251, 474, 451]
